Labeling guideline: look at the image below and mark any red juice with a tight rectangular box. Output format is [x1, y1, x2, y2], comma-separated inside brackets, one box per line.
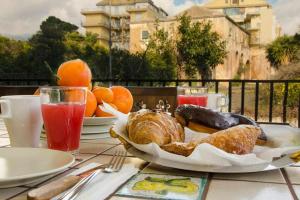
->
[177, 95, 208, 107]
[41, 103, 85, 151]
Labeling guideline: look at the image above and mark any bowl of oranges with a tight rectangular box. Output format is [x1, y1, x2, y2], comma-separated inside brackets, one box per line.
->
[37, 59, 133, 139]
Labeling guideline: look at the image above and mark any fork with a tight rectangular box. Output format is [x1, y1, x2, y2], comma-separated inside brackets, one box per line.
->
[58, 150, 127, 200]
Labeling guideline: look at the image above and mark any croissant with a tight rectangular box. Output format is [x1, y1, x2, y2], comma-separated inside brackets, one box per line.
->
[127, 110, 184, 146]
[162, 125, 261, 156]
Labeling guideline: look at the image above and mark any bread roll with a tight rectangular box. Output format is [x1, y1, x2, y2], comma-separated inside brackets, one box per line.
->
[127, 110, 184, 146]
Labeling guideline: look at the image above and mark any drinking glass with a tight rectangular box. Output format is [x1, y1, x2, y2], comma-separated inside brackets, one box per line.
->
[40, 87, 87, 154]
[177, 86, 208, 107]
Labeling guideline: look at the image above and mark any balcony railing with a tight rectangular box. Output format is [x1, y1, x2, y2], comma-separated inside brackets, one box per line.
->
[0, 78, 299, 127]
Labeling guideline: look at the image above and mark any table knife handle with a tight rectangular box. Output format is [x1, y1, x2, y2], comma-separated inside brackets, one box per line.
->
[27, 175, 80, 200]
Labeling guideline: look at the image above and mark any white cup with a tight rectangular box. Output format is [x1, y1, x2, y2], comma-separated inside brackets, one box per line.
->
[0, 95, 43, 147]
[207, 93, 228, 111]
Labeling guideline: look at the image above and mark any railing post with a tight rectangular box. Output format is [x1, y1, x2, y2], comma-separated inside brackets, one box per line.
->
[241, 81, 245, 115]
[228, 81, 232, 112]
[269, 82, 274, 122]
[298, 94, 300, 128]
[215, 81, 219, 93]
[282, 82, 289, 123]
[254, 82, 259, 121]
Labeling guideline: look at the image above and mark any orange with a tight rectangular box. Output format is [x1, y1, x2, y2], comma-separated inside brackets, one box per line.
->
[84, 90, 97, 117]
[88, 83, 93, 91]
[95, 103, 117, 117]
[92, 87, 114, 104]
[110, 86, 133, 114]
[57, 59, 92, 87]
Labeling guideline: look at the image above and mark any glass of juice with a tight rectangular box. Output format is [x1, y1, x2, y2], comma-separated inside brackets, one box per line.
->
[177, 86, 208, 107]
[40, 87, 87, 154]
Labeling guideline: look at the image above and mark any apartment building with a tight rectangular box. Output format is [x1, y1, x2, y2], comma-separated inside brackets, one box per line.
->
[205, 0, 281, 79]
[81, 0, 167, 49]
[130, 6, 251, 79]
[81, 0, 281, 79]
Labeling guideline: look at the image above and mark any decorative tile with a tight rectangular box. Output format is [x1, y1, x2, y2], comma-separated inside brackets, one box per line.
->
[206, 180, 292, 200]
[0, 187, 27, 200]
[213, 169, 285, 184]
[285, 167, 300, 185]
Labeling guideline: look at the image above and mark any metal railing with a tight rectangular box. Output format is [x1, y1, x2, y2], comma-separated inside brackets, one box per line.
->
[0, 78, 299, 127]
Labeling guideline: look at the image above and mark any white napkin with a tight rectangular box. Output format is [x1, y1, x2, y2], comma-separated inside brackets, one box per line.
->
[53, 163, 138, 200]
[102, 103, 300, 167]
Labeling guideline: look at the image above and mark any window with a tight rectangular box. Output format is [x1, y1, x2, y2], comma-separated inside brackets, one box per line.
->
[225, 0, 228, 3]
[141, 31, 149, 40]
[135, 13, 142, 22]
[232, 0, 239, 4]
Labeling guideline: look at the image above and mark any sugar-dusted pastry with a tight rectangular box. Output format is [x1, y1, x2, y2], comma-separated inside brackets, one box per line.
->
[162, 125, 261, 156]
[127, 110, 184, 146]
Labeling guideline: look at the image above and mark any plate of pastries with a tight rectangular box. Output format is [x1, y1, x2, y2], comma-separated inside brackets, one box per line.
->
[110, 104, 300, 173]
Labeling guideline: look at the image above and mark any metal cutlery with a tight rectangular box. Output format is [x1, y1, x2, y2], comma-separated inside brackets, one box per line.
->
[58, 150, 127, 200]
[27, 151, 127, 200]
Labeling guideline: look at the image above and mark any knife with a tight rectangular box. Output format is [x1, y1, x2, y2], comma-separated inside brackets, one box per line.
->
[27, 164, 106, 200]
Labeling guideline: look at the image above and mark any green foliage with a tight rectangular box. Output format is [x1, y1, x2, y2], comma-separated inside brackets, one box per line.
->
[266, 35, 299, 68]
[146, 27, 177, 80]
[64, 32, 109, 78]
[0, 35, 31, 74]
[111, 49, 148, 79]
[176, 14, 227, 79]
[29, 16, 79, 74]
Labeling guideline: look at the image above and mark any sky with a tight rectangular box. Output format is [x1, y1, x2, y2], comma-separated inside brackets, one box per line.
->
[0, 0, 299, 39]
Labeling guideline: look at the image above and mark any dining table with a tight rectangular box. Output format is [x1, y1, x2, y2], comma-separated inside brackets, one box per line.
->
[0, 119, 300, 200]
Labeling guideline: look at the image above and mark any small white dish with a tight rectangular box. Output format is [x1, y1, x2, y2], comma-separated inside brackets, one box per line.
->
[82, 125, 112, 135]
[80, 133, 111, 140]
[0, 148, 74, 188]
[83, 117, 117, 126]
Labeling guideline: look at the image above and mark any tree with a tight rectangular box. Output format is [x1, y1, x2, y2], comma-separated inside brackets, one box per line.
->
[29, 16, 78, 75]
[266, 35, 299, 68]
[64, 32, 109, 78]
[0, 35, 31, 75]
[145, 25, 177, 80]
[176, 14, 227, 79]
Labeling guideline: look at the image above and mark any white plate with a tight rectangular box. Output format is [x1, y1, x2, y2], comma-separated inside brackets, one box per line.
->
[0, 148, 74, 188]
[82, 125, 112, 134]
[127, 146, 295, 173]
[80, 133, 111, 140]
[83, 117, 117, 126]
[41, 132, 111, 140]
[42, 125, 112, 135]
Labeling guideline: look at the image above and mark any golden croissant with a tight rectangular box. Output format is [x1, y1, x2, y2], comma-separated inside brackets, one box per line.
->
[127, 110, 184, 146]
[162, 125, 261, 156]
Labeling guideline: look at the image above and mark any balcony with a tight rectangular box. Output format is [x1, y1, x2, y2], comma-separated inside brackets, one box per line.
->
[250, 36, 260, 45]
[230, 15, 246, 23]
[81, 21, 109, 28]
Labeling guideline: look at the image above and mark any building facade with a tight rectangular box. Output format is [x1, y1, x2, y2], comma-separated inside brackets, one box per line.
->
[81, 0, 281, 79]
[130, 6, 251, 79]
[205, 0, 281, 79]
[81, 0, 167, 49]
